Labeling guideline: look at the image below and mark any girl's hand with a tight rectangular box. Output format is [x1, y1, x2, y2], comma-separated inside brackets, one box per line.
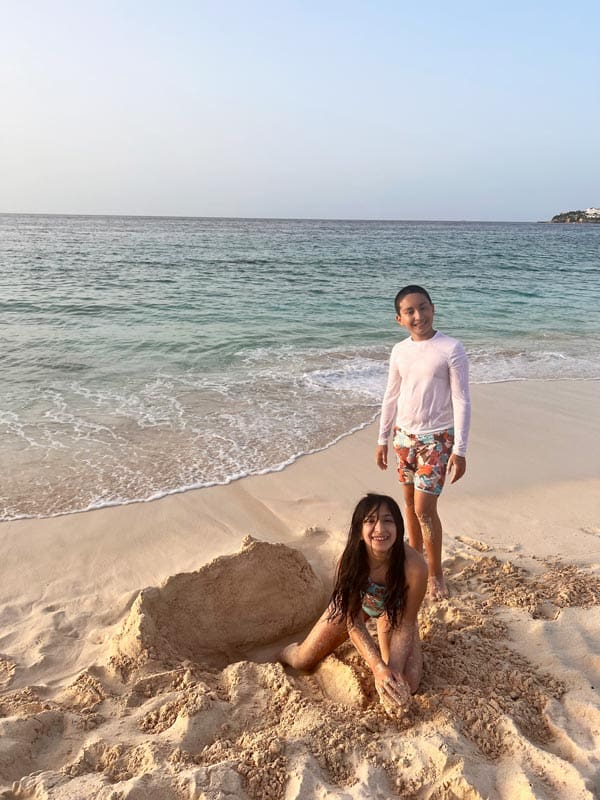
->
[373, 664, 411, 708]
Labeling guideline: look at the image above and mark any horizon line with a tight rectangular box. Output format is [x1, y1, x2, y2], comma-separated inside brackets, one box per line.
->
[0, 211, 543, 224]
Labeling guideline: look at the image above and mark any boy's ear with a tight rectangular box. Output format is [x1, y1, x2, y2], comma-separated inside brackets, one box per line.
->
[395, 314, 404, 325]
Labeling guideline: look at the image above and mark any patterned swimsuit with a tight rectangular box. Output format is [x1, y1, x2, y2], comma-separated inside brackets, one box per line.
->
[361, 579, 388, 618]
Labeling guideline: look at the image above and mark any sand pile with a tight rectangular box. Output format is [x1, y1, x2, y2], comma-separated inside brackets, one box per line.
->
[1, 535, 599, 800]
[109, 535, 327, 677]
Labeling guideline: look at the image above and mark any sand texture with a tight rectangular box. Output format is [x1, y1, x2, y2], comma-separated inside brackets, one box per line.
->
[0, 380, 599, 799]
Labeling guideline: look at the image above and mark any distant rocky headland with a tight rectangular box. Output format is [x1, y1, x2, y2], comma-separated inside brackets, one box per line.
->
[551, 207, 600, 223]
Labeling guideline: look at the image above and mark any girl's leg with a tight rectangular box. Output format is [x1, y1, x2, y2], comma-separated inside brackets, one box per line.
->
[279, 607, 349, 671]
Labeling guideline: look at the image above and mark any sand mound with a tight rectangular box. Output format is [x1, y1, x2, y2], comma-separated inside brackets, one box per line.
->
[109, 536, 326, 677]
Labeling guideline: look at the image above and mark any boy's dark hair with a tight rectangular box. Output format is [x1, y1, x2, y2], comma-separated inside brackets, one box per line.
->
[327, 493, 407, 627]
[394, 285, 432, 315]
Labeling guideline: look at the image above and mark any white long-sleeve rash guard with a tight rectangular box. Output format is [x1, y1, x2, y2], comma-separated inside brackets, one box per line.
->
[377, 331, 471, 457]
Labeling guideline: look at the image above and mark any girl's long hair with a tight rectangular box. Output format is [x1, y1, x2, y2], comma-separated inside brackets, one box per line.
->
[327, 493, 407, 627]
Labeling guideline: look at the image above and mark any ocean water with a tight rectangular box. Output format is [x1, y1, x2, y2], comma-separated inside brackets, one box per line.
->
[2, 214, 599, 521]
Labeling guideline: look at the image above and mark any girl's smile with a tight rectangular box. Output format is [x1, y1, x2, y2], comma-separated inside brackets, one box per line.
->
[362, 503, 398, 554]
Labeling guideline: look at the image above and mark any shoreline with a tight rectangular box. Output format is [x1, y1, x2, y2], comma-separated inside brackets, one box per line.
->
[0, 414, 381, 524]
[3, 376, 598, 525]
[1, 378, 599, 798]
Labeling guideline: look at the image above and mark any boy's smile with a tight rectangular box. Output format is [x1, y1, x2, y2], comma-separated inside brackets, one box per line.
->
[395, 292, 436, 341]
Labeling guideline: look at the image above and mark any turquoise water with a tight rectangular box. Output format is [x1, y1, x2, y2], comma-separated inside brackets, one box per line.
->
[2, 214, 599, 520]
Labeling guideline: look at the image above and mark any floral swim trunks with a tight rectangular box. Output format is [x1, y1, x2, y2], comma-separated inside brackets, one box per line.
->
[392, 427, 454, 496]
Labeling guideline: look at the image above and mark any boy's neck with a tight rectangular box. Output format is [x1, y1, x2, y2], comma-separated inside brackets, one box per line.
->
[410, 328, 437, 342]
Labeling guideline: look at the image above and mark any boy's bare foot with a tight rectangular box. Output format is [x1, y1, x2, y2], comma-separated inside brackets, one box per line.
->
[427, 575, 448, 601]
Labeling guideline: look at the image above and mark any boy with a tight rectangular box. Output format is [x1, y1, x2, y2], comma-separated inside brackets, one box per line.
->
[375, 285, 471, 601]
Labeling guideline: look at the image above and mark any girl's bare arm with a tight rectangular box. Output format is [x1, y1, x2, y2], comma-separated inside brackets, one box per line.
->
[347, 614, 410, 706]
[386, 548, 427, 675]
[347, 614, 383, 671]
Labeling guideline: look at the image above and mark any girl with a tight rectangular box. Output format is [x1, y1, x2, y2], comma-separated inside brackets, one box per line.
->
[280, 493, 427, 708]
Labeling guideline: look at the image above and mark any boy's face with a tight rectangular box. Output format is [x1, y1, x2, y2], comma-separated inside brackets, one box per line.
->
[396, 292, 435, 341]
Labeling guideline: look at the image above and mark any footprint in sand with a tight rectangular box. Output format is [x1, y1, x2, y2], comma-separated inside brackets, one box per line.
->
[0, 656, 16, 689]
[531, 600, 560, 621]
[454, 535, 491, 552]
[0, 710, 70, 784]
[303, 525, 329, 537]
[580, 526, 600, 536]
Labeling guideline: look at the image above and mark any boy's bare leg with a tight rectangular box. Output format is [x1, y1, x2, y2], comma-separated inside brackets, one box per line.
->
[413, 490, 447, 600]
[401, 484, 423, 553]
[279, 608, 349, 671]
[401, 483, 446, 599]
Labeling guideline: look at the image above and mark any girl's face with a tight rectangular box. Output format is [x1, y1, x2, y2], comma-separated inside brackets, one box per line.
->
[361, 502, 397, 556]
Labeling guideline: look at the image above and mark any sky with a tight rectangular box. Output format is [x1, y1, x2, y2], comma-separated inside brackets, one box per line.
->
[1, 1, 599, 221]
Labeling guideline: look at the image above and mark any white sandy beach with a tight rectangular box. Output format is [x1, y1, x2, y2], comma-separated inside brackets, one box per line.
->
[1, 379, 599, 799]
